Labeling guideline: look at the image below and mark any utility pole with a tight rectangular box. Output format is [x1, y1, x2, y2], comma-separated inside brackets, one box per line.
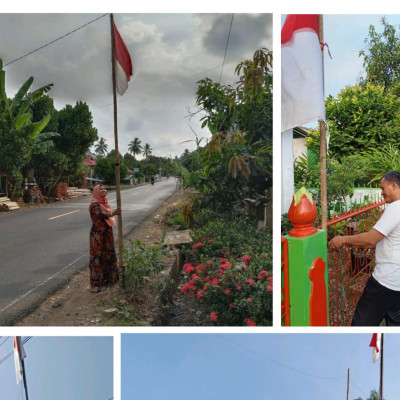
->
[346, 368, 350, 400]
[379, 334, 384, 400]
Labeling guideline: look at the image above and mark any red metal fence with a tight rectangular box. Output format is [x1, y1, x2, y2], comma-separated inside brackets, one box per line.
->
[281, 199, 386, 326]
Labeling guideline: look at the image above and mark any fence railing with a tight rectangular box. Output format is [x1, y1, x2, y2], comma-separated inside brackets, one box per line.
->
[324, 199, 386, 326]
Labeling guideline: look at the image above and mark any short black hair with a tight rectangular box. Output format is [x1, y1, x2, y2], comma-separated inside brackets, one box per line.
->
[382, 171, 400, 187]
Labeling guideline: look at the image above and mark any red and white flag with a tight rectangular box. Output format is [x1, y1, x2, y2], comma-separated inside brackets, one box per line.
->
[13, 336, 26, 384]
[113, 22, 133, 96]
[281, 14, 325, 132]
[369, 333, 381, 363]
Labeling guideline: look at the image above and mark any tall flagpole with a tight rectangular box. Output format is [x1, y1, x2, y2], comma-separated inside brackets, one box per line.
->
[318, 14, 327, 231]
[21, 357, 29, 400]
[110, 13, 125, 289]
[379, 333, 384, 400]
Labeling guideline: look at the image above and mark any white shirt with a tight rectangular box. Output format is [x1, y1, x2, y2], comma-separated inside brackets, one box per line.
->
[372, 199, 400, 291]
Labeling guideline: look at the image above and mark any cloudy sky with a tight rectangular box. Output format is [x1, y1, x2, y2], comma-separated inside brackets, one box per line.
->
[0, 13, 272, 159]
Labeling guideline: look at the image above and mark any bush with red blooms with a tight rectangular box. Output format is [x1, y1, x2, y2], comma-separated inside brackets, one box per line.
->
[180, 210, 272, 326]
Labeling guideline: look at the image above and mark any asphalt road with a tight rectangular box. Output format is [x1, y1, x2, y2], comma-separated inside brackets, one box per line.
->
[0, 178, 178, 325]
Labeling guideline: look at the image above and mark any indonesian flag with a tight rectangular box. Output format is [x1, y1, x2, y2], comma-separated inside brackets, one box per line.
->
[369, 333, 381, 363]
[281, 14, 325, 132]
[13, 336, 26, 385]
[113, 22, 133, 96]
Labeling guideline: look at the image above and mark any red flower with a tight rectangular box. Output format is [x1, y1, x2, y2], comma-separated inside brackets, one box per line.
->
[210, 311, 218, 322]
[181, 283, 190, 293]
[236, 284, 242, 291]
[219, 263, 231, 273]
[219, 257, 228, 263]
[211, 278, 220, 286]
[183, 263, 195, 274]
[208, 239, 213, 244]
[243, 242, 248, 247]
[267, 284, 273, 292]
[247, 298, 253, 302]
[193, 242, 203, 250]
[245, 318, 257, 326]
[196, 290, 203, 299]
[224, 289, 231, 295]
[229, 303, 234, 308]
[206, 260, 214, 266]
[189, 291, 195, 296]
[245, 278, 255, 285]
[242, 255, 252, 266]
[196, 264, 206, 274]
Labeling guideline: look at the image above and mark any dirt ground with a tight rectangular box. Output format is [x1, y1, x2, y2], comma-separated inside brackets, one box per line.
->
[15, 186, 202, 327]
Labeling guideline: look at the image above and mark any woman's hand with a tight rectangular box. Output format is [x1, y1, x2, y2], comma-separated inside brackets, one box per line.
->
[112, 207, 122, 216]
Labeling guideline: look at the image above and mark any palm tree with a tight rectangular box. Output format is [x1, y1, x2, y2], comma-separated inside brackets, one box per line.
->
[128, 137, 142, 159]
[142, 143, 152, 160]
[95, 137, 108, 155]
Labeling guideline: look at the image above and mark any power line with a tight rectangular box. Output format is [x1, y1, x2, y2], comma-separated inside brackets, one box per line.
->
[4, 14, 109, 67]
[219, 14, 234, 83]
[218, 334, 347, 381]
[0, 337, 32, 367]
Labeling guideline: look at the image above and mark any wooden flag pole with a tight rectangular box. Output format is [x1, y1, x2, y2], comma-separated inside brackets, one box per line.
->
[319, 14, 327, 231]
[110, 13, 125, 289]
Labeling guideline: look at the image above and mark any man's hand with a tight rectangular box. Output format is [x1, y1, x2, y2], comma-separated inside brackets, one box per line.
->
[328, 236, 348, 249]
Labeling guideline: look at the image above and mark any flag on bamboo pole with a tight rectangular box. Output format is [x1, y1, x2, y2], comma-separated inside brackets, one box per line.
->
[369, 333, 382, 363]
[281, 14, 325, 132]
[13, 336, 26, 385]
[113, 22, 133, 95]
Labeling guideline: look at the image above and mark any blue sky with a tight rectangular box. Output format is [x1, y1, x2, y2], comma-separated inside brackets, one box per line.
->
[0, 336, 113, 400]
[121, 333, 400, 400]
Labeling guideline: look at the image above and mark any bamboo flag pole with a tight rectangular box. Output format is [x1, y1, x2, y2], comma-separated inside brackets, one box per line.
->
[110, 13, 125, 289]
[318, 14, 327, 231]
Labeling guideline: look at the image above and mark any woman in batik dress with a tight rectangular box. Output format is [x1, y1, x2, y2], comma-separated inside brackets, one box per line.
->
[89, 184, 121, 293]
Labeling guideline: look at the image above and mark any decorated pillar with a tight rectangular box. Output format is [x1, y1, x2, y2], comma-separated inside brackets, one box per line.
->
[284, 187, 328, 326]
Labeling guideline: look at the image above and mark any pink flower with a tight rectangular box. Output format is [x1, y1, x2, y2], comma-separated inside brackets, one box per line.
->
[245, 318, 257, 326]
[245, 278, 255, 285]
[242, 255, 252, 266]
[247, 298, 253, 302]
[224, 289, 231, 295]
[193, 242, 203, 250]
[210, 311, 218, 322]
[256, 270, 270, 279]
[267, 284, 273, 292]
[236, 284, 242, 291]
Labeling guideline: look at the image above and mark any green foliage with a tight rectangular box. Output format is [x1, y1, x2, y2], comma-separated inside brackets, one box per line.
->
[0, 61, 54, 194]
[94, 153, 128, 185]
[307, 84, 400, 159]
[182, 48, 272, 212]
[360, 17, 400, 90]
[362, 143, 400, 182]
[95, 137, 108, 155]
[123, 239, 167, 295]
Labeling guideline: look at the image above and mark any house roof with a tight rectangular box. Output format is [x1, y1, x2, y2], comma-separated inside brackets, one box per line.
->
[83, 154, 96, 167]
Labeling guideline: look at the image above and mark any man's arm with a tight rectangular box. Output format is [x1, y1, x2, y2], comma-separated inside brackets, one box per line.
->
[328, 228, 385, 250]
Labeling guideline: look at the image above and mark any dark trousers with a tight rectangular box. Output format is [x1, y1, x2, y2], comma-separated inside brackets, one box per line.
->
[352, 276, 400, 326]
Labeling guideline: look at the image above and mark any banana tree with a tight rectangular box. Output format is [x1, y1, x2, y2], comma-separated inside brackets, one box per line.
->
[0, 58, 55, 196]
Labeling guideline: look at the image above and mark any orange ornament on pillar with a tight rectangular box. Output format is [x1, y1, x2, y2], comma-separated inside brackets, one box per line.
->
[288, 187, 318, 238]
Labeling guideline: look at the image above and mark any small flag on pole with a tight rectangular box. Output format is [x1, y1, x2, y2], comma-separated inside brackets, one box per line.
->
[13, 336, 26, 385]
[281, 14, 325, 132]
[113, 22, 133, 96]
[369, 333, 381, 363]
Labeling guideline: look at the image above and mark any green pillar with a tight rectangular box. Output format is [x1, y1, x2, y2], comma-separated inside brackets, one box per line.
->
[284, 187, 329, 326]
[285, 231, 328, 326]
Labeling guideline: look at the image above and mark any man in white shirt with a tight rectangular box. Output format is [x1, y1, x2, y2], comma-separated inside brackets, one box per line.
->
[328, 171, 400, 326]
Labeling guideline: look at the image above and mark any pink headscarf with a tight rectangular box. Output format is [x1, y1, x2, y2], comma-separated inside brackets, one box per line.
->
[89, 185, 116, 227]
